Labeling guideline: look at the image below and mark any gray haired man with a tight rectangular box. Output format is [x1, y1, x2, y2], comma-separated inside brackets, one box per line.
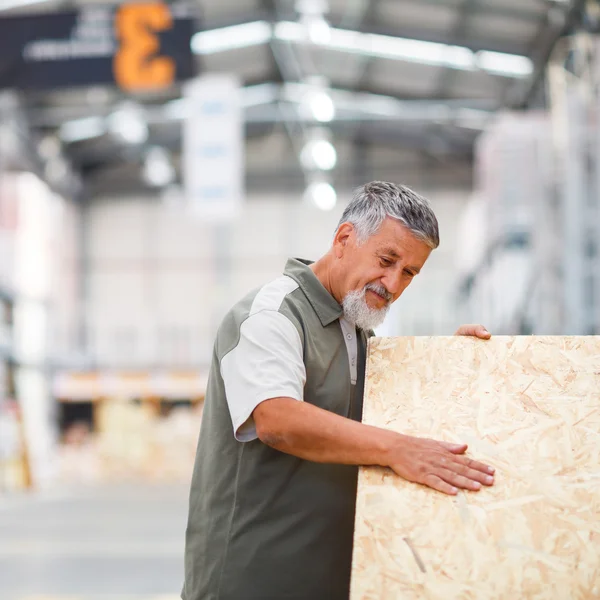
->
[182, 181, 494, 600]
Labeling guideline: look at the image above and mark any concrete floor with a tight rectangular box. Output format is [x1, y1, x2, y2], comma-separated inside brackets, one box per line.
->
[0, 483, 190, 600]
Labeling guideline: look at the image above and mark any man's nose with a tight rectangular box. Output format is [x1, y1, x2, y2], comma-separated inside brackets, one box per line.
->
[381, 271, 403, 297]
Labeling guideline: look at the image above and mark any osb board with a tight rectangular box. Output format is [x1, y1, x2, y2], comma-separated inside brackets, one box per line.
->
[351, 336, 600, 600]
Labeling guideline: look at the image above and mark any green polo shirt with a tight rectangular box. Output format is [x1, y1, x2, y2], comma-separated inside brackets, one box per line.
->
[182, 258, 370, 600]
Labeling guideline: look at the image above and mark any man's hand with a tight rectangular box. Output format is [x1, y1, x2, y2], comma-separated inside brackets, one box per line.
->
[454, 324, 491, 339]
[387, 435, 495, 495]
[255, 398, 495, 496]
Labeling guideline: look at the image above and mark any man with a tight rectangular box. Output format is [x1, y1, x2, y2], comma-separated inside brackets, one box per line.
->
[182, 181, 494, 600]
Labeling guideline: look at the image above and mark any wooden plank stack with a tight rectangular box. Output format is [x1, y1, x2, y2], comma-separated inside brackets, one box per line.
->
[351, 336, 600, 599]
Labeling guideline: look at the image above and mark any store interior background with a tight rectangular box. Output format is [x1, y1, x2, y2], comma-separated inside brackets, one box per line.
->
[1, 0, 599, 598]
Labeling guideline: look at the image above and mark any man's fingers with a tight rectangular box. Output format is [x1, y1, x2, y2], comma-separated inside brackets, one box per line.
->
[437, 469, 483, 491]
[423, 474, 458, 496]
[456, 455, 495, 476]
[439, 441, 468, 454]
[448, 461, 495, 486]
[454, 324, 491, 339]
[474, 324, 491, 339]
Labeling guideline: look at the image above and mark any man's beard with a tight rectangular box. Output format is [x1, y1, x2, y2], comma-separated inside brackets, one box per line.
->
[342, 283, 392, 330]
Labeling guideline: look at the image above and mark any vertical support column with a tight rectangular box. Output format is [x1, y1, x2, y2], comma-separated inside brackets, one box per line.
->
[536, 69, 564, 334]
[592, 40, 600, 334]
[562, 86, 588, 334]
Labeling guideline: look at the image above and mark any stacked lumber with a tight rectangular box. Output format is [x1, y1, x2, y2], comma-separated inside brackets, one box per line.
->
[58, 400, 203, 484]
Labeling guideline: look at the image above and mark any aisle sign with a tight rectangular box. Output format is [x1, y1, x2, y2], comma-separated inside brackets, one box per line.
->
[182, 75, 244, 220]
[0, 2, 195, 91]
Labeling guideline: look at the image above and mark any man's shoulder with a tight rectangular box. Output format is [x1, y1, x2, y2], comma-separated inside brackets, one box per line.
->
[232, 274, 302, 318]
[216, 275, 304, 347]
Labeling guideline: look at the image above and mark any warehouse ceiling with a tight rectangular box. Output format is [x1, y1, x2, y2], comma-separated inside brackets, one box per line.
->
[1, 0, 584, 195]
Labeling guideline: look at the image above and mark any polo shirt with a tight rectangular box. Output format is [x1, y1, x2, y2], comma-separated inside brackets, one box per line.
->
[182, 258, 370, 600]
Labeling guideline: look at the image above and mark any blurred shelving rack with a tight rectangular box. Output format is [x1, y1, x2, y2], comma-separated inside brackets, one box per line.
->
[54, 369, 206, 483]
[0, 285, 32, 492]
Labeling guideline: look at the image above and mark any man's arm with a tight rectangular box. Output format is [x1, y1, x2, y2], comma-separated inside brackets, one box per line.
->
[253, 398, 494, 496]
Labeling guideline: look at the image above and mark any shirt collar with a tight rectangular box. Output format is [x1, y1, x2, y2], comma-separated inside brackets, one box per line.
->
[284, 258, 343, 327]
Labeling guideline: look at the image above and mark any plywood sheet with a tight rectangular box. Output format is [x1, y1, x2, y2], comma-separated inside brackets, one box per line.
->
[352, 336, 600, 600]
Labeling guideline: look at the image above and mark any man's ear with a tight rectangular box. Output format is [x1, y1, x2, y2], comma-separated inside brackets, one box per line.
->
[333, 223, 354, 258]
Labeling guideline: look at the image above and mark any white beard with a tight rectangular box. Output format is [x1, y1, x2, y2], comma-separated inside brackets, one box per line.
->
[342, 283, 391, 331]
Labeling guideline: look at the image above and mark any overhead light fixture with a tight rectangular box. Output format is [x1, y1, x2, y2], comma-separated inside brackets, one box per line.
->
[476, 50, 534, 77]
[303, 89, 335, 122]
[301, 138, 337, 171]
[276, 21, 477, 70]
[143, 147, 175, 188]
[191, 21, 272, 55]
[306, 18, 331, 45]
[107, 103, 148, 145]
[304, 181, 337, 211]
[59, 116, 106, 143]
[0, 0, 51, 11]
[193, 20, 533, 79]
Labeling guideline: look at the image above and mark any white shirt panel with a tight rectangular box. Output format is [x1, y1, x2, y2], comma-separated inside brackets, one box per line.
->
[250, 275, 299, 315]
[221, 310, 305, 442]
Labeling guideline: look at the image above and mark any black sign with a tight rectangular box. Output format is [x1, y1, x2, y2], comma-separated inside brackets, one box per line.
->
[0, 2, 196, 91]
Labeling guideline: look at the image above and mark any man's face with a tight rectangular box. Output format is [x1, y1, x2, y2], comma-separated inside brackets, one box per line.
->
[335, 218, 432, 315]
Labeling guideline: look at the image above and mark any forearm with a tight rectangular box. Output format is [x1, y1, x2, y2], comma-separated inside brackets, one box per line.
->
[253, 397, 398, 467]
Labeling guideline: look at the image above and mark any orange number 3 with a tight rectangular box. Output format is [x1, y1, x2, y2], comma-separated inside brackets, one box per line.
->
[114, 3, 176, 92]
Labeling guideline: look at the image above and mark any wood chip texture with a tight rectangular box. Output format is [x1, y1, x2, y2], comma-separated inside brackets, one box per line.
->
[351, 336, 600, 600]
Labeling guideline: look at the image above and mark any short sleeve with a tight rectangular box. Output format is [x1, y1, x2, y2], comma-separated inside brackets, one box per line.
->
[220, 310, 306, 442]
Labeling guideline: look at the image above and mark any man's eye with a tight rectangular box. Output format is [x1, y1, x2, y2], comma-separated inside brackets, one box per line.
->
[380, 258, 392, 267]
[404, 270, 415, 278]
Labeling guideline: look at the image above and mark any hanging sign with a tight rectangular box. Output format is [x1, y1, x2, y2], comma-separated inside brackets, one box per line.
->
[182, 75, 244, 221]
[0, 2, 195, 91]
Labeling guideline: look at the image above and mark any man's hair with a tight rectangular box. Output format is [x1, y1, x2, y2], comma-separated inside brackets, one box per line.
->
[337, 181, 440, 249]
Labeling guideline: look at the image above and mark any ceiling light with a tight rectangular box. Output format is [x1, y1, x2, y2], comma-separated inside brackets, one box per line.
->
[192, 19, 533, 79]
[476, 50, 534, 78]
[301, 138, 337, 171]
[107, 103, 148, 145]
[304, 89, 335, 122]
[275, 21, 531, 78]
[59, 116, 106, 143]
[191, 21, 272, 55]
[143, 147, 175, 187]
[305, 17, 331, 45]
[0, 0, 51, 11]
[305, 181, 337, 211]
